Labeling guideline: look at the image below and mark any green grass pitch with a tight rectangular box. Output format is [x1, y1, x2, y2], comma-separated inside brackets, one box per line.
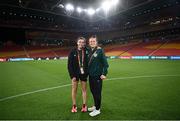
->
[0, 59, 180, 120]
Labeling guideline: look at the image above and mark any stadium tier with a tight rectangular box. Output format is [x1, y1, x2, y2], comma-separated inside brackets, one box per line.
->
[150, 40, 180, 56]
[53, 49, 70, 57]
[0, 45, 70, 58]
[25, 46, 56, 58]
[105, 39, 180, 56]
[105, 42, 140, 56]
[1, 39, 180, 58]
[0, 45, 27, 58]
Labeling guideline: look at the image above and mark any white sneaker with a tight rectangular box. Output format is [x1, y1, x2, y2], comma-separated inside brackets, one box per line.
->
[89, 109, 100, 117]
[88, 106, 96, 112]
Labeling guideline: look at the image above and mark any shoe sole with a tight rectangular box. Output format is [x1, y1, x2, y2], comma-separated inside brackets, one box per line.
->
[89, 112, 100, 117]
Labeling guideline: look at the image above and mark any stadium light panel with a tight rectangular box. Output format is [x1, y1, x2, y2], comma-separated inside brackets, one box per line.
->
[101, 0, 111, 12]
[58, 4, 64, 8]
[111, 0, 119, 6]
[65, 3, 74, 11]
[77, 7, 82, 13]
[87, 8, 95, 15]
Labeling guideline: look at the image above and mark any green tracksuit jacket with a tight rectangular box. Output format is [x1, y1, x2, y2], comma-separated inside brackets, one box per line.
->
[88, 46, 109, 77]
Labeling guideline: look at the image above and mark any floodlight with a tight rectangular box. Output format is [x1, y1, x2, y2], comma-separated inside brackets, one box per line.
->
[65, 3, 74, 11]
[87, 8, 95, 15]
[101, 1, 111, 12]
[77, 7, 82, 13]
[58, 4, 64, 8]
[112, 0, 119, 6]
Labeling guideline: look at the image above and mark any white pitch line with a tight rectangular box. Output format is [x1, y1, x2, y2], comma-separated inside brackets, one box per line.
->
[0, 74, 179, 102]
[0, 84, 72, 102]
[106, 74, 180, 81]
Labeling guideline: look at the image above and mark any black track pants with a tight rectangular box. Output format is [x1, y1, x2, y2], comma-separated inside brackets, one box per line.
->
[89, 76, 102, 110]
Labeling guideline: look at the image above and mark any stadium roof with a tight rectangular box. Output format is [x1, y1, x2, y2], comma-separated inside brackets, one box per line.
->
[0, 0, 179, 32]
[0, 0, 153, 22]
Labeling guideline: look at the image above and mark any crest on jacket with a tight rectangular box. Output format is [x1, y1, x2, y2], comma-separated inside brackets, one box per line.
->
[93, 52, 98, 57]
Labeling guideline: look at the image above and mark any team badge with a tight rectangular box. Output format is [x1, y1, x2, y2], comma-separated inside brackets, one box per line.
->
[93, 52, 97, 57]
